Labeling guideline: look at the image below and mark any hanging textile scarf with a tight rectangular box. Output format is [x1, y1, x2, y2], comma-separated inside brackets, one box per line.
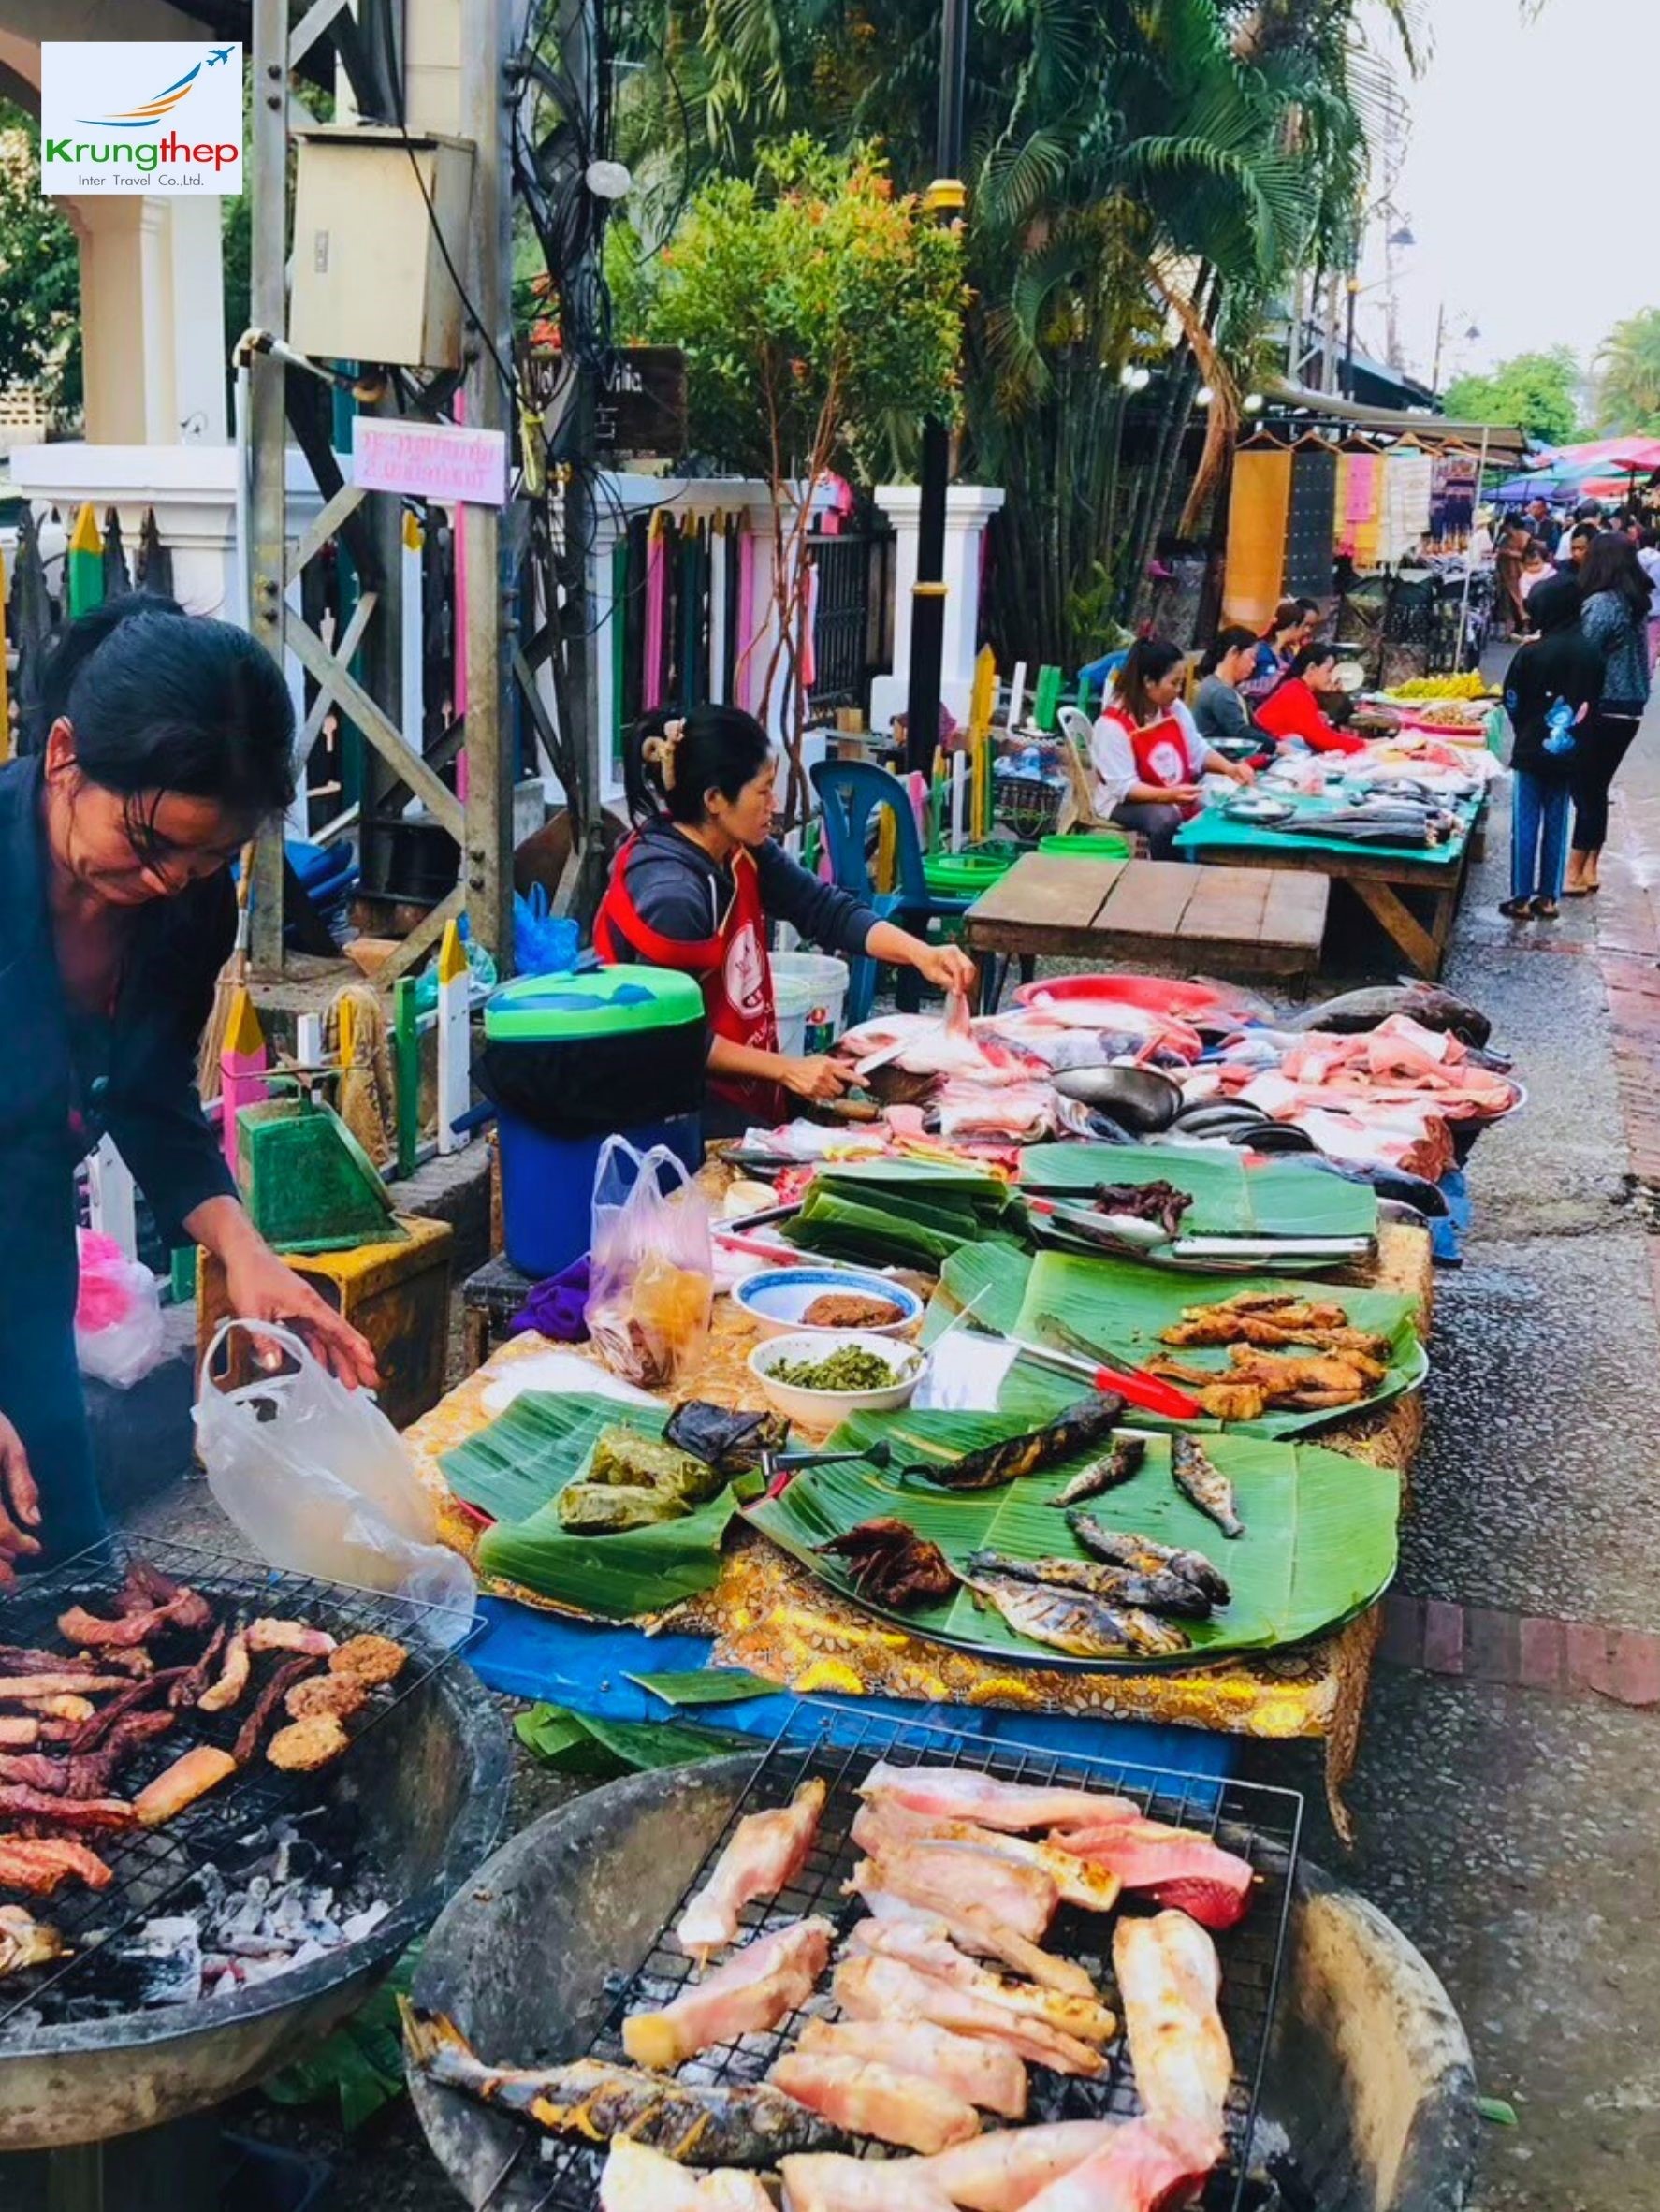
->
[1222, 445, 1293, 628]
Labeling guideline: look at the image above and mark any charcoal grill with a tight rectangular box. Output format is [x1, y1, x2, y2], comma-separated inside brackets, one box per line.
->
[0, 1534, 510, 2177]
[407, 1711, 1478, 2211]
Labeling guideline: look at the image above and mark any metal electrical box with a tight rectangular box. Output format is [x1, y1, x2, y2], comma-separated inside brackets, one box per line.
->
[289, 125, 476, 370]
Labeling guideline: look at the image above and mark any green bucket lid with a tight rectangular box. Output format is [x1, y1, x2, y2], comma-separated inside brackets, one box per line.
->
[924, 850, 1020, 898]
[1039, 831, 1133, 859]
[486, 964, 706, 1043]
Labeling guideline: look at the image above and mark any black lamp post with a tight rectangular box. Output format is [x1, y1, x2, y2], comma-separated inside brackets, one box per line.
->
[903, 0, 969, 777]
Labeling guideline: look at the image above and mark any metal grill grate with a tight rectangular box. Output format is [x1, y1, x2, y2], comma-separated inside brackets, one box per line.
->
[482, 1705, 1302, 2212]
[0, 1533, 478, 2028]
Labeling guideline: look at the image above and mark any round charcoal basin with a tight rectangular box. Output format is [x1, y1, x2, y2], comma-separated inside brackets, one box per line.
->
[0, 1661, 510, 2152]
[408, 1756, 1478, 2212]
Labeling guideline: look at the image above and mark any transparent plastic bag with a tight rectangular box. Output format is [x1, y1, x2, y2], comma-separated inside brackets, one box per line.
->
[583, 1136, 713, 1390]
[75, 1230, 167, 1390]
[194, 1319, 475, 1642]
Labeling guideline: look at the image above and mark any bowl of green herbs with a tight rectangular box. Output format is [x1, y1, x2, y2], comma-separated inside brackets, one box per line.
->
[749, 1330, 926, 1433]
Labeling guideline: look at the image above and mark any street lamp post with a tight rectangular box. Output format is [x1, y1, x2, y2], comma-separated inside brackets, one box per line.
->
[903, 0, 968, 777]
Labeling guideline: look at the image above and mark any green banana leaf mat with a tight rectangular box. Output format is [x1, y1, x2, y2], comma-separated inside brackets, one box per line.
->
[748, 1403, 1399, 1668]
[1017, 1143, 1378, 1240]
[440, 1391, 753, 1617]
[927, 1244, 1426, 1438]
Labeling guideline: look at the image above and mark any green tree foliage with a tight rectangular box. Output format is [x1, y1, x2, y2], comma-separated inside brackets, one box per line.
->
[0, 107, 82, 419]
[1442, 347, 1580, 444]
[1592, 310, 1660, 435]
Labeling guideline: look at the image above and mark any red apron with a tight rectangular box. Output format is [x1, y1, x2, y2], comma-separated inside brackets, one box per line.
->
[594, 833, 783, 1123]
[1105, 708, 1201, 819]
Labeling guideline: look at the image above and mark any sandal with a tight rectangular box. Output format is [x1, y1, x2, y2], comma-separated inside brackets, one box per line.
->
[1498, 897, 1533, 919]
[1532, 897, 1560, 920]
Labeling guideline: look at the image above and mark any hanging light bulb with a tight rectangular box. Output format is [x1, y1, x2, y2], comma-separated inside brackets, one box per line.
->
[1196, 385, 1215, 407]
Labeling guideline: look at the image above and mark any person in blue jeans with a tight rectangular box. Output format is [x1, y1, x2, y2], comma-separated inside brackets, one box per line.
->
[1502, 575, 1603, 921]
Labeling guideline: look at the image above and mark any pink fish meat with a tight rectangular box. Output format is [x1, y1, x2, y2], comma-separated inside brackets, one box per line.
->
[860, 1762, 1136, 1837]
[852, 1801, 1122, 1914]
[795, 2016, 1027, 2120]
[852, 1876, 1091, 1999]
[767, 2049, 981, 2155]
[833, 1953, 1105, 2078]
[1112, 1912, 1233, 2139]
[780, 2122, 1125, 2212]
[845, 1922, 1116, 2045]
[1052, 1817, 1252, 1929]
[601, 2139, 772, 2212]
[1019, 2117, 1221, 2212]
[675, 1780, 826, 1958]
[623, 1916, 833, 2069]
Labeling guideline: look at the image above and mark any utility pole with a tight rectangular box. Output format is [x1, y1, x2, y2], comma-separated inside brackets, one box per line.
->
[460, 0, 517, 969]
[1430, 301, 1447, 400]
[902, 0, 968, 778]
[1343, 275, 1359, 401]
[248, 0, 289, 972]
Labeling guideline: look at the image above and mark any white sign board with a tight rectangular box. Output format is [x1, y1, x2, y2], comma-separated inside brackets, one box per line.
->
[353, 418, 510, 509]
[40, 42, 244, 196]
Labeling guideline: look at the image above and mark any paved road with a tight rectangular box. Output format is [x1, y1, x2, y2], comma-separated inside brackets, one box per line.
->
[1240, 690, 1660, 2209]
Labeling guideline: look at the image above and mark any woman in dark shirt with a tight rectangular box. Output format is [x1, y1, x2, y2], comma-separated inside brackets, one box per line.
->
[1502, 575, 1603, 919]
[0, 600, 375, 1579]
[1567, 531, 1653, 894]
[596, 705, 974, 1129]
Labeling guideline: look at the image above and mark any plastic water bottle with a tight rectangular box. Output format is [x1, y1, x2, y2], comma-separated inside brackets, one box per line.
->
[1542, 699, 1576, 757]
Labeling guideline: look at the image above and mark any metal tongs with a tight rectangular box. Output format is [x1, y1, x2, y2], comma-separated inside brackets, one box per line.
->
[759, 1440, 893, 1501]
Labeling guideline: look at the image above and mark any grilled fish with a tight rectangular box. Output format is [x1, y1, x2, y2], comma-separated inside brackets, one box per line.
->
[1171, 1435, 1244, 1539]
[962, 1571, 1189, 1660]
[859, 1761, 1133, 1835]
[1065, 1516, 1231, 1605]
[903, 1397, 1126, 1492]
[1050, 1438, 1147, 1509]
[676, 1779, 826, 1959]
[965, 1550, 1214, 1620]
[400, 2003, 847, 2164]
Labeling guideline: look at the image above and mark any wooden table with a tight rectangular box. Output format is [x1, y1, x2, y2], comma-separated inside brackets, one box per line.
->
[964, 853, 1330, 985]
[1175, 819, 1469, 980]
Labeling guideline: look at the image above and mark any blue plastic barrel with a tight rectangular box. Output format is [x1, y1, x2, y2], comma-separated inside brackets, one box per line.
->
[495, 1111, 705, 1280]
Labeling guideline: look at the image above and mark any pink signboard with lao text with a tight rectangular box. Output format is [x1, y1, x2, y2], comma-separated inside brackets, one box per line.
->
[353, 416, 508, 508]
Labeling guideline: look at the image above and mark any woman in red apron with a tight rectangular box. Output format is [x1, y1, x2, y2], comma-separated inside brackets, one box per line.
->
[596, 706, 974, 1130]
[1088, 638, 1254, 859]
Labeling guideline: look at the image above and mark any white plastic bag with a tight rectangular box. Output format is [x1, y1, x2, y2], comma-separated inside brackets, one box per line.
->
[75, 1230, 167, 1389]
[194, 1319, 475, 1641]
[584, 1135, 713, 1390]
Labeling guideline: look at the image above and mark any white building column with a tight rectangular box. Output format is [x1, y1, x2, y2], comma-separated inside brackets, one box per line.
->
[63, 195, 226, 447]
[869, 482, 1006, 732]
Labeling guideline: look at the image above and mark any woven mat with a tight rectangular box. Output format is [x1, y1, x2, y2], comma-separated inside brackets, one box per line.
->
[406, 1221, 1433, 1841]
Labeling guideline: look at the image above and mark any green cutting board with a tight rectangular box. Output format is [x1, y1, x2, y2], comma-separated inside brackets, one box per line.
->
[441, 1391, 750, 1617]
[1017, 1144, 1378, 1240]
[749, 1405, 1399, 1669]
[930, 1244, 1426, 1439]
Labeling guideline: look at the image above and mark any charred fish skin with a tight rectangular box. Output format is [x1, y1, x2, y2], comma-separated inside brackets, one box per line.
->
[965, 1550, 1213, 1620]
[1052, 1438, 1148, 1509]
[1065, 1514, 1231, 1606]
[400, 2005, 847, 2165]
[902, 1397, 1126, 1492]
[964, 1572, 1189, 1660]
[1171, 1435, 1245, 1540]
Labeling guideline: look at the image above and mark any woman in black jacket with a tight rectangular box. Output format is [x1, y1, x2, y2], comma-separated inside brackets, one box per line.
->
[0, 600, 374, 1576]
[1502, 575, 1604, 920]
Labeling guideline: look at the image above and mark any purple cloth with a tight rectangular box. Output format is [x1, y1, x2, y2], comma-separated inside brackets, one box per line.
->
[509, 1255, 591, 1342]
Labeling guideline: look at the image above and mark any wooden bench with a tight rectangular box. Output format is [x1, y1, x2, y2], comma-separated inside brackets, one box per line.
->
[964, 853, 1330, 988]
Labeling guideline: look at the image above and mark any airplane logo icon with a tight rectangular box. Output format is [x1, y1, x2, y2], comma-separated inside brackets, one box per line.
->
[207, 46, 232, 65]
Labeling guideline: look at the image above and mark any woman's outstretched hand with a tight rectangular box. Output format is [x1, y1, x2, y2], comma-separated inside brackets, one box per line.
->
[0, 1414, 41, 1589]
[223, 1244, 381, 1391]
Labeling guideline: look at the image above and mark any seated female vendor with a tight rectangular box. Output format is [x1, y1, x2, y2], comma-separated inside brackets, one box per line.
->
[596, 705, 976, 1133]
[1089, 638, 1254, 860]
[1253, 642, 1365, 757]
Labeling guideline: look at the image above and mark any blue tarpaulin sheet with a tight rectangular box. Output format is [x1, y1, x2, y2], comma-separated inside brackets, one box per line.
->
[467, 1596, 1236, 1795]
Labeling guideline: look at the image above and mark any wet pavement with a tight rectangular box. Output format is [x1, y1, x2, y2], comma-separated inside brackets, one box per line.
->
[114, 695, 1660, 2208]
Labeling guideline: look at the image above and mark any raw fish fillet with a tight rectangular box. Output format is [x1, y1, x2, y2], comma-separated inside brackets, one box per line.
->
[767, 2049, 980, 2155]
[842, 1000, 1039, 1085]
[935, 1079, 1056, 1142]
[600, 2139, 772, 2212]
[853, 1875, 1091, 1998]
[780, 2123, 1124, 2212]
[834, 1954, 1104, 2077]
[853, 1801, 1121, 1914]
[846, 1921, 1116, 2044]
[1052, 1816, 1252, 1929]
[847, 1832, 1057, 1943]
[1019, 2116, 1221, 2212]
[860, 1762, 1136, 1836]
[624, 1916, 833, 2069]
[676, 1780, 826, 1958]
[795, 2017, 1027, 2120]
[780, 2155, 953, 2211]
[1113, 1912, 1233, 2138]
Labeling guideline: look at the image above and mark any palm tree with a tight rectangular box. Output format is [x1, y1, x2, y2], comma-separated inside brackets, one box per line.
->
[1594, 310, 1660, 435]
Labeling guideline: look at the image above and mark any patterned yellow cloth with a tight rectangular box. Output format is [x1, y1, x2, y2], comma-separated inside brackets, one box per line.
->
[1222, 448, 1293, 628]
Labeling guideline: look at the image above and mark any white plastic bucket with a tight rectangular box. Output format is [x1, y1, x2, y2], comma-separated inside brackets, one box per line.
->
[772, 950, 850, 1056]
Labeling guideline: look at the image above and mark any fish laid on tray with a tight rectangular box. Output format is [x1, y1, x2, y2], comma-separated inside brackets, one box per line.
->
[902, 1399, 1126, 1493]
[675, 1779, 827, 1959]
[966, 1550, 1216, 1621]
[1169, 1435, 1244, 1540]
[1112, 1912, 1233, 2139]
[1051, 1438, 1146, 1510]
[961, 1569, 1190, 1661]
[1066, 1520, 1230, 1608]
[401, 2003, 848, 2163]
[623, 1917, 834, 2070]
[600, 2138, 772, 2212]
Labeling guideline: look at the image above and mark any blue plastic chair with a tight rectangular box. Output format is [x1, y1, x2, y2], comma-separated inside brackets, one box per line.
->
[1075, 647, 1129, 717]
[809, 758, 973, 1026]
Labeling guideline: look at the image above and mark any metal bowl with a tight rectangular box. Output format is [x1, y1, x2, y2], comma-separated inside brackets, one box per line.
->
[0, 1661, 510, 2151]
[1052, 1064, 1184, 1131]
[408, 1758, 1478, 2212]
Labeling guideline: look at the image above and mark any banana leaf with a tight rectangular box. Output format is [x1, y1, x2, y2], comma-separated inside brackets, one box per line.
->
[442, 1392, 750, 1617]
[928, 1246, 1426, 1438]
[749, 1406, 1398, 1666]
[1018, 1144, 1377, 1240]
[780, 1163, 1025, 1271]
